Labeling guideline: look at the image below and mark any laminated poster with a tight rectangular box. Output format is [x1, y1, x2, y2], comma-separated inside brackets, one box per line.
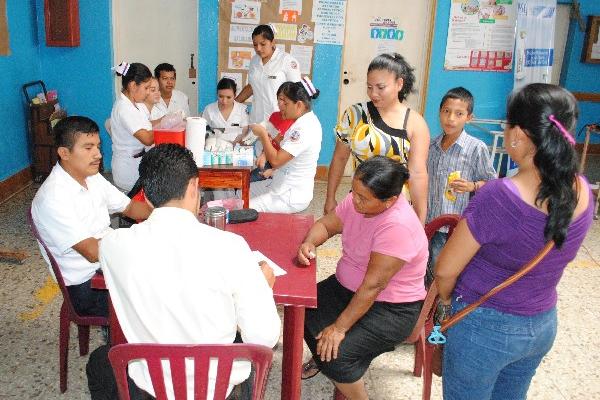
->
[444, 0, 517, 71]
[231, 0, 261, 25]
[290, 45, 313, 75]
[228, 47, 253, 70]
[229, 24, 254, 44]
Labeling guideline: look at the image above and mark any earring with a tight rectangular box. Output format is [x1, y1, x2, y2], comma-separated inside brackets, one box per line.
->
[510, 141, 518, 148]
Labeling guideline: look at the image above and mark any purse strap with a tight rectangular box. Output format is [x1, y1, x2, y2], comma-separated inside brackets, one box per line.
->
[440, 240, 555, 333]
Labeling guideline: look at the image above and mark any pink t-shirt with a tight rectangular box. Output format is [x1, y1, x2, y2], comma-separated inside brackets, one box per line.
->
[335, 192, 428, 303]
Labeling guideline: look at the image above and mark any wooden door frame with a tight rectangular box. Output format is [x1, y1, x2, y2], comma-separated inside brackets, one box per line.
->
[336, 0, 438, 117]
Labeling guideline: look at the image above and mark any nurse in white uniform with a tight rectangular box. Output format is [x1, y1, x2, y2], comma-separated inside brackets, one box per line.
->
[202, 77, 249, 151]
[110, 62, 154, 192]
[249, 77, 322, 213]
[138, 77, 162, 125]
[236, 24, 302, 124]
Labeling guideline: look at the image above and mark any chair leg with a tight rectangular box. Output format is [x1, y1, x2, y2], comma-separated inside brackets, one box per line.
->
[421, 344, 434, 400]
[413, 335, 425, 377]
[59, 302, 70, 393]
[333, 387, 347, 400]
[78, 324, 90, 356]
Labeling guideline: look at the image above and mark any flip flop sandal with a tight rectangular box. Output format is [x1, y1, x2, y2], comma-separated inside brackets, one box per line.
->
[301, 358, 321, 380]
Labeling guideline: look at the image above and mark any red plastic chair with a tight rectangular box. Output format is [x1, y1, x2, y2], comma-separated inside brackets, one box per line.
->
[333, 214, 460, 400]
[108, 343, 274, 400]
[27, 208, 108, 393]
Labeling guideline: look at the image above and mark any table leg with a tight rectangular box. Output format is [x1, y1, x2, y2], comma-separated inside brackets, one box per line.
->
[242, 170, 250, 208]
[108, 298, 127, 346]
[281, 305, 305, 400]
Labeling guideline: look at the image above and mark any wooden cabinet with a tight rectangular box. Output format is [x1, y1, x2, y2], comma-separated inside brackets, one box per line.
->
[28, 101, 60, 181]
[44, 0, 80, 47]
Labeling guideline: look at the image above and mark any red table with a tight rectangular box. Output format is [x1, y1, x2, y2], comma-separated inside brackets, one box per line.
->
[92, 212, 317, 400]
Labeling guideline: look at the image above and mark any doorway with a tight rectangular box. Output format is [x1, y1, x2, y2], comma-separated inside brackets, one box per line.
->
[111, 0, 199, 114]
[338, 0, 437, 174]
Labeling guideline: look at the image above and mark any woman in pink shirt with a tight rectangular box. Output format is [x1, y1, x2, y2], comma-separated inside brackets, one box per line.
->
[297, 156, 428, 400]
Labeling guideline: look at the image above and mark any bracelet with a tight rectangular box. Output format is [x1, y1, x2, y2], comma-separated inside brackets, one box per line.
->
[473, 181, 478, 193]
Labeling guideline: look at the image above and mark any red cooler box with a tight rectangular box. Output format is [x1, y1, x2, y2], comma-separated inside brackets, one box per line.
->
[154, 124, 186, 146]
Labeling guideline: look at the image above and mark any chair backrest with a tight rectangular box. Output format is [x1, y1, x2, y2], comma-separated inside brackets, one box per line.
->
[108, 343, 274, 400]
[404, 214, 460, 343]
[27, 207, 77, 315]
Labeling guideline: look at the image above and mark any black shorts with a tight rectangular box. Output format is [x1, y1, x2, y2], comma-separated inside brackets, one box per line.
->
[304, 275, 422, 383]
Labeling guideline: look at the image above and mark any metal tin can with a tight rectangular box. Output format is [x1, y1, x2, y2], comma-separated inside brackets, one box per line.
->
[205, 206, 226, 230]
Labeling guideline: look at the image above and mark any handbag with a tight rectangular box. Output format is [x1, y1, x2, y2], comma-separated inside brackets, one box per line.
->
[428, 240, 555, 376]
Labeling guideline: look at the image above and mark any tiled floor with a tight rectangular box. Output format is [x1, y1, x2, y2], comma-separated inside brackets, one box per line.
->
[1, 178, 598, 399]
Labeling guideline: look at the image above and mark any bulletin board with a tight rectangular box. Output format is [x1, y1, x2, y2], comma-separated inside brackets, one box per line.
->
[218, 0, 316, 94]
[0, 0, 10, 56]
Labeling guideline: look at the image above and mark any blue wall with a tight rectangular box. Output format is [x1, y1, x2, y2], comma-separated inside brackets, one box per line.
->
[560, 1, 600, 143]
[2, 0, 599, 182]
[35, 0, 115, 161]
[424, 0, 515, 140]
[0, 0, 41, 181]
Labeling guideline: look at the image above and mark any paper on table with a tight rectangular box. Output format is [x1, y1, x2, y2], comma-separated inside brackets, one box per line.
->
[253, 250, 287, 276]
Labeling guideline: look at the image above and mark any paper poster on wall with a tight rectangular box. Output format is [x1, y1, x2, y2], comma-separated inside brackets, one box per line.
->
[290, 45, 314, 74]
[229, 24, 254, 44]
[314, 24, 344, 45]
[220, 72, 244, 95]
[273, 23, 298, 41]
[279, 0, 302, 15]
[297, 24, 314, 43]
[231, 0, 261, 25]
[312, 0, 346, 23]
[513, 1, 556, 89]
[312, 0, 346, 45]
[444, 0, 517, 71]
[228, 47, 254, 70]
[370, 17, 404, 41]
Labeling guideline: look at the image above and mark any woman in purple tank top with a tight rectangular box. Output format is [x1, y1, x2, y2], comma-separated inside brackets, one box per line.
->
[435, 83, 594, 400]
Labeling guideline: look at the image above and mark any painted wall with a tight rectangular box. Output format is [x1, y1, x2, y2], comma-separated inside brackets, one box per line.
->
[560, 1, 600, 144]
[2, 0, 599, 182]
[0, 0, 42, 181]
[198, 2, 342, 165]
[425, 0, 600, 145]
[35, 0, 115, 161]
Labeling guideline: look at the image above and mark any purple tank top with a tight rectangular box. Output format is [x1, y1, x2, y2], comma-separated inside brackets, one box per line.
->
[454, 178, 594, 315]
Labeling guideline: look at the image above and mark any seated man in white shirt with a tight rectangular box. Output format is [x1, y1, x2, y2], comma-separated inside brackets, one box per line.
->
[152, 63, 191, 119]
[31, 116, 152, 318]
[86, 144, 281, 400]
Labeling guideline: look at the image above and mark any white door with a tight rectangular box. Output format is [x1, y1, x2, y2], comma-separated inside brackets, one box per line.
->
[112, 0, 199, 115]
[339, 0, 436, 174]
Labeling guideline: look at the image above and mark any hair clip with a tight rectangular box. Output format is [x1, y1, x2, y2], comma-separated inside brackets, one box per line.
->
[300, 76, 317, 97]
[548, 114, 575, 146]
[112, 61, 130, 76]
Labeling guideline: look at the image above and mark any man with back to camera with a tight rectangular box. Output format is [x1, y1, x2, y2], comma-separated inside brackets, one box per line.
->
[31, 116, 152, 318]
[152, 62, 191, 119]
[86, 144, 280, 399]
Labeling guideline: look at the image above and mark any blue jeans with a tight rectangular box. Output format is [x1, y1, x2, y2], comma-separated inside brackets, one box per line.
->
[443, 299, 557, 400]
[426, 231, 448, 286]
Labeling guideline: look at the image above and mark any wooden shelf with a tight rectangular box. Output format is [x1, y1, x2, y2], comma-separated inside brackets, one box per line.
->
[572, 92, 600, 102]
